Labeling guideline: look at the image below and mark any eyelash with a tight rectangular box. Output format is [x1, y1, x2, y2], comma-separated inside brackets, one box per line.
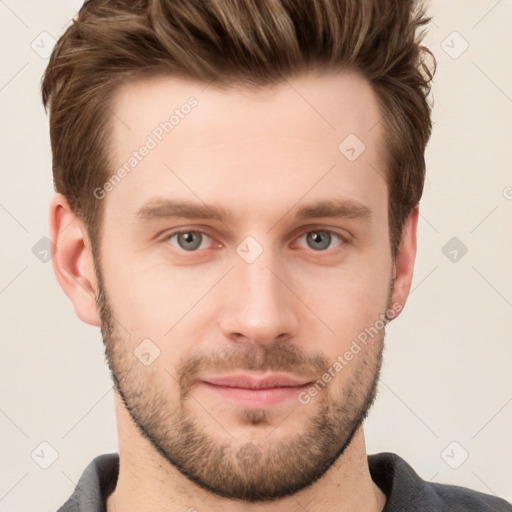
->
[163, 227, 347, 256]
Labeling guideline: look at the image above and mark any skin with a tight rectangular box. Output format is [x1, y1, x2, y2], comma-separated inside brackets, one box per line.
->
[50, 69, 418, 512]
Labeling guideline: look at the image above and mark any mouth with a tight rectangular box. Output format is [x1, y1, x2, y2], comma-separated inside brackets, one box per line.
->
[196, 372, 313, 408]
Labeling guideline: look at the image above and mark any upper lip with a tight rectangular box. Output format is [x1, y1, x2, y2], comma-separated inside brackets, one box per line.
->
[200, 373, 313, 389]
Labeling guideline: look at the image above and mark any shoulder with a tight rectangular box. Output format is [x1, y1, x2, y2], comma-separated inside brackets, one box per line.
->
[56, 453, 119, 512]
[368, 452, 512, 512]
[429, 481, 512, 512]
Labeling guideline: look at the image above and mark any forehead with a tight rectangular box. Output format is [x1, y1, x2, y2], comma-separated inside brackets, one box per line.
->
[104, 70, 386, 223]
[110, 69, 382, 145]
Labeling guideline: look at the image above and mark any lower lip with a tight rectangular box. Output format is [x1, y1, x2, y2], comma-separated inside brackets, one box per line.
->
[198, 382, 310, 408]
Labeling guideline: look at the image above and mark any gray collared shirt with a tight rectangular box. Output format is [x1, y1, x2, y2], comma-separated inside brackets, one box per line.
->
[57, 452, 512, 511]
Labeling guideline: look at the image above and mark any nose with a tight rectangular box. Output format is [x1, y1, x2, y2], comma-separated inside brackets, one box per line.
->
[218, 245, 299, 346]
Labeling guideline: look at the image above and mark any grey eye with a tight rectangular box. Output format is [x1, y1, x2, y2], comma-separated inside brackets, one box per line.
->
[305, 230, 334, 251]
[173, 231, 205, 251]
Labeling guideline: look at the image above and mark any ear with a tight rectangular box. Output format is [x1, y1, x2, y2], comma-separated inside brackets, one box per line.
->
[49, 193, 101, 326]
[389, 205, 419, 319]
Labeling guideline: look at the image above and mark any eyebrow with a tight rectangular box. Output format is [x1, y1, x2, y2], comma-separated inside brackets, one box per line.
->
[135, 197, 372, 224]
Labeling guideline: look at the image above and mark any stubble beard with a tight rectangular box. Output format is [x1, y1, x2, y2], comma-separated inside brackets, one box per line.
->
[95, 268, 388, 502]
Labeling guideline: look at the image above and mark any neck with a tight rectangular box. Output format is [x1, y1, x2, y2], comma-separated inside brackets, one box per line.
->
[106, 395, 386, 512]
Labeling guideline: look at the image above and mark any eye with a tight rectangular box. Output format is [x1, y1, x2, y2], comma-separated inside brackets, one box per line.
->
[164, 227, 346, 254]
[294, 229, 345, 252]
[165, 230, 215, 252]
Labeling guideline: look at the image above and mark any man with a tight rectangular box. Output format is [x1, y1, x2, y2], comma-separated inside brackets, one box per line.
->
[41, 0, 511, 511]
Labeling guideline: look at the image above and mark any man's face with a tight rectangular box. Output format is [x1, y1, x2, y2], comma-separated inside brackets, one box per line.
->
[95, 70, 396, 501]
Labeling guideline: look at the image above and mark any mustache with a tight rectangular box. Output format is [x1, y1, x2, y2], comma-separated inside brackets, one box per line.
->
[177, 342, 330, 398]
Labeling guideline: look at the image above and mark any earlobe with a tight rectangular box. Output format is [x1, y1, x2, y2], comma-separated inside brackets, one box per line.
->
[49, 193, 101, 327]
[389, 205, 419, 318]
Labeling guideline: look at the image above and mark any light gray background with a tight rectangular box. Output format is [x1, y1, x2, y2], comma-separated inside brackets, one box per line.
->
[1, 1, 511, 510]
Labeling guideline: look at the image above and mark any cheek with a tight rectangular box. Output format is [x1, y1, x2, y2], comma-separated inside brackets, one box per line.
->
[288, 224, 392, 312]
[294, 266, 391, 353]
[100, 243, 209, 334]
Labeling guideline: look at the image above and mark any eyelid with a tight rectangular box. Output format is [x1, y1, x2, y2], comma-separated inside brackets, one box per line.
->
[291, 226, 347, 252]
[293, 224, 349, 242]
[163, 224, 349, 254]
[163, 228, 218, 250]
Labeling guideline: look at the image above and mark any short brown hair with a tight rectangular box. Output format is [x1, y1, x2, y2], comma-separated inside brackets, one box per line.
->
[41, 0, 435, 260]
